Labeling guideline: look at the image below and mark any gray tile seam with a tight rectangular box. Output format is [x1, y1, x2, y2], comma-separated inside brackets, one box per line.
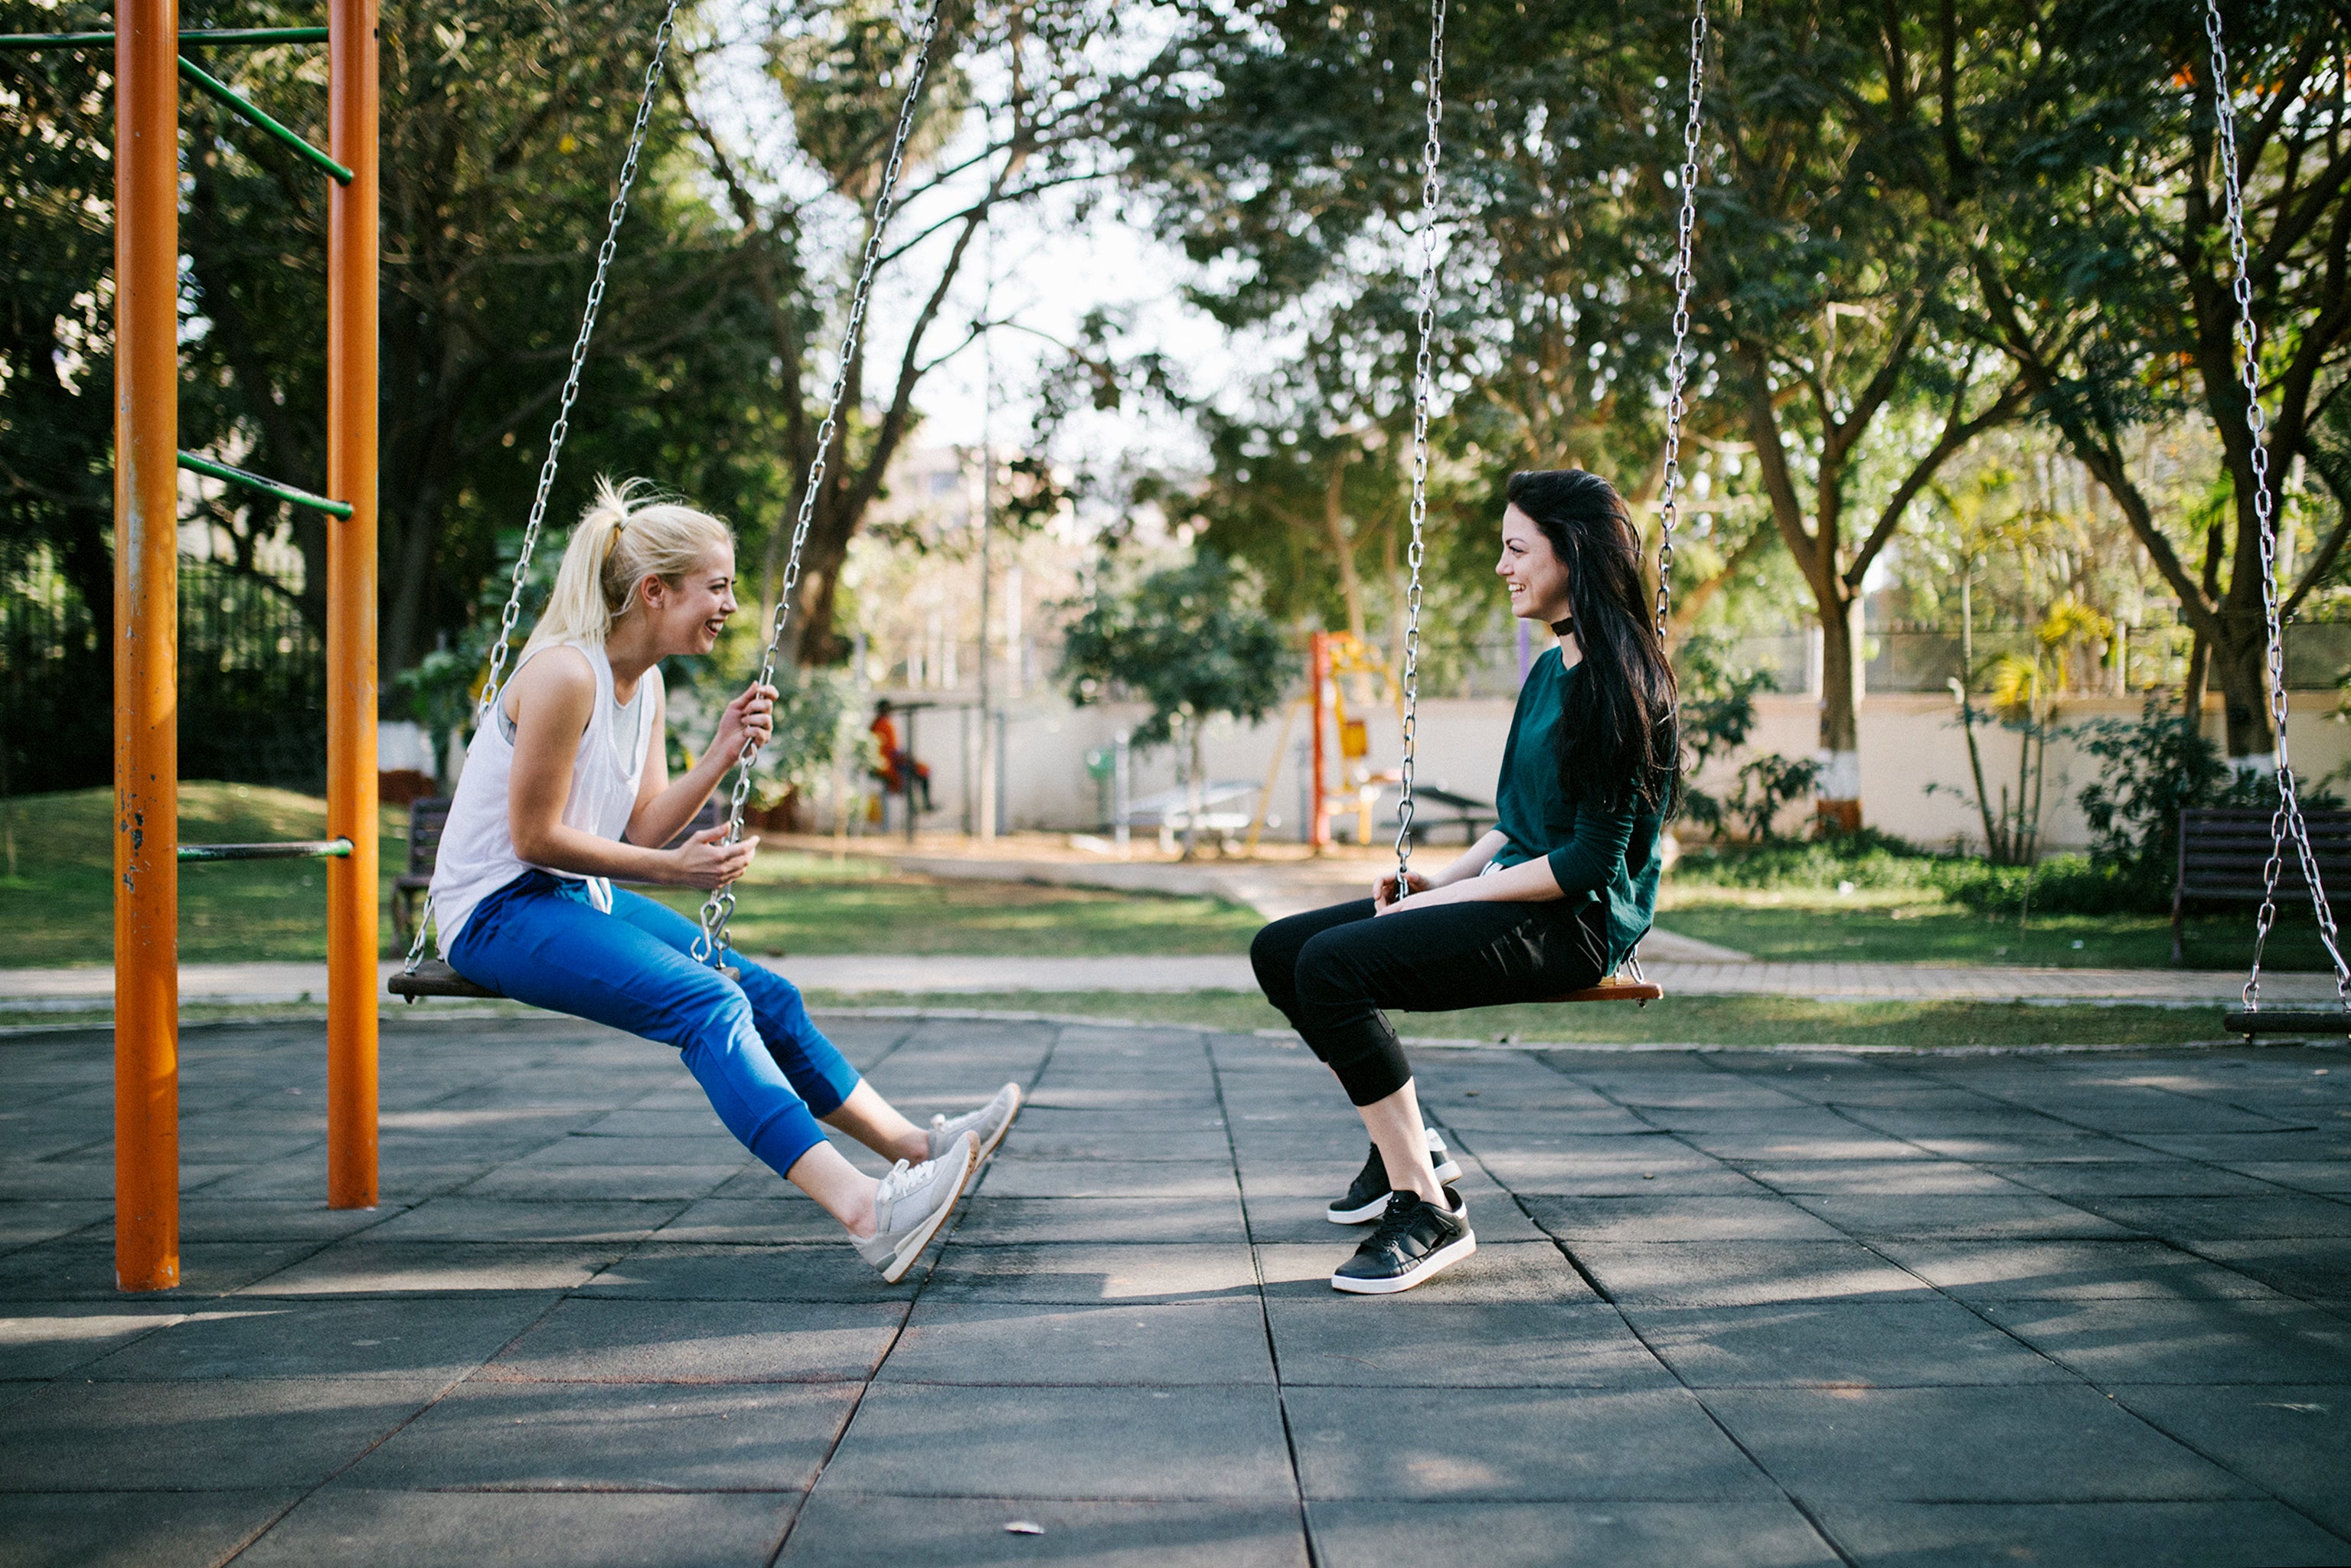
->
[754, 1017, 1062, 1568]
[2108, 1390, 2351, 1546]
[1463, 1078, 1858, 1564]
[1892, 1051, 2339, 1148]
[1206, 1027, 1324, 1568]
[1559, 1057, 2351, 1533]
[1619, 1057, 2326, 1319]
[195, 1014, 921, 1564]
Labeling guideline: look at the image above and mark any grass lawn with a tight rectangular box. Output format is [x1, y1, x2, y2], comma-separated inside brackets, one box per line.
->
[806, 989, 2243, 1049]
[2, 783, 2327, 975]
[0, 783, 412, 967]
[1658, 884, 2338, 972]
[0, 785, 1262, 965]
[663, 852, 1263, 957]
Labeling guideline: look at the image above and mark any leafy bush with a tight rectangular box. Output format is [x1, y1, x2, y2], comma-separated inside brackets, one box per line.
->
[1060, 550, 1296, 855]
[2071, 693, 2338, 908]
[1672, 635, 1824, 841]
[1675, 635, 1774, 835]
[1728, 754, 1824, 841]
[1944, 854, 2132, 916]
[1671, 828, 1964, 893]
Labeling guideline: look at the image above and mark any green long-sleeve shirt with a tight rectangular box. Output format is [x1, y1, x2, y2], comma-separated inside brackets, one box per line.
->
[1487, 647, 1664, 972]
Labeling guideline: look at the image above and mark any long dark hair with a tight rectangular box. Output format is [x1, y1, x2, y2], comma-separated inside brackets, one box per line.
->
[1506, 469, 1680, 816]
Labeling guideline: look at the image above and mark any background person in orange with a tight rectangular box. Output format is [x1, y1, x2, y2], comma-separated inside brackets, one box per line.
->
[870, 697, 933, 812]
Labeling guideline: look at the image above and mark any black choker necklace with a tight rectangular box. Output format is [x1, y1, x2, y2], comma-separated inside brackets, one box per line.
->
[1551, 616, 1575, 637]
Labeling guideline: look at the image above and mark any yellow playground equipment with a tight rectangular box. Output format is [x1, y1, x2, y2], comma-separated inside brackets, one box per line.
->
[1242, 631, 1408, 854]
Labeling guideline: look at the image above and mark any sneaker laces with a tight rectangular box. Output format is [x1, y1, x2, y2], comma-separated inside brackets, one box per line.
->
[876, 1157, 917, 1207]
[1363, 1191, 1426, 1252]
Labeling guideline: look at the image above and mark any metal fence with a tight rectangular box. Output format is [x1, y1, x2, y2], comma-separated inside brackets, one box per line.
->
[0, 553, 326, 795]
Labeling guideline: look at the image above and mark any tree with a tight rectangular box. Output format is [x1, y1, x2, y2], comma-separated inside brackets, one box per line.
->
[1059, 550, 1296, 857]
[685, 0, 1139, 665]
[1703, 1, 2028, 829]
[0, 17, 115, 791]
[1112, 2, 1775, 666]
[1, 0, 792, 698]
[1926, 0, 2351, 761]
[0, 10, 116, 639]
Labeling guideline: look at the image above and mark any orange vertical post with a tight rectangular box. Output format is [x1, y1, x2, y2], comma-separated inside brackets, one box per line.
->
[1308, 632, 1330, 852]
[325, 0, 380, 1208]
[113, 0, 181, 1292]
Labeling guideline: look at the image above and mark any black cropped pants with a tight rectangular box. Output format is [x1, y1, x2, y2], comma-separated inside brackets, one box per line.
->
[1249, 894, 1610, 1105]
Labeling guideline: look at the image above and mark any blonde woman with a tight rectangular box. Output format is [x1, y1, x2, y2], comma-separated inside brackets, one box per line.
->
[429, 480, 1019, 1282]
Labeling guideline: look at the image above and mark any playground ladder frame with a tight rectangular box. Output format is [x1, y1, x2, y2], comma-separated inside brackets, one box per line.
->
[83, 1, 380, 1291]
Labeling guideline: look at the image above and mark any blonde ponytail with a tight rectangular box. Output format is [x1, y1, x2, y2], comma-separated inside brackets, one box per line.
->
[520, 477, 735, 662]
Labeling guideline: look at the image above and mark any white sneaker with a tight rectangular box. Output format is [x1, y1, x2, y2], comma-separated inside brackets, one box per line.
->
[928, 1081, 1024, 1166]
[854, 1132, 978, 1283]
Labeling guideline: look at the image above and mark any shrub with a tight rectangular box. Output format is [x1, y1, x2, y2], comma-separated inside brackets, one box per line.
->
[1671, 827, 1964, 893]
[1675, 635, 1773, 835]
[1944, 854, 2131, 916]
[1672, 635, 1827, 841]
[2071, 693, 2338, 909]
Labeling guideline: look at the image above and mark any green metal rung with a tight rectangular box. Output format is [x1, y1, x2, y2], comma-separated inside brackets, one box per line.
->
[0, 28, 329, 51]
[178, 838, 352, 863]
[177, 451, 353, 518]
[178, 55, 351, 185]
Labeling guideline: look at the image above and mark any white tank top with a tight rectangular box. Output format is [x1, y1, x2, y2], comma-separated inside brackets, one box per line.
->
[430, 640, 662, 955]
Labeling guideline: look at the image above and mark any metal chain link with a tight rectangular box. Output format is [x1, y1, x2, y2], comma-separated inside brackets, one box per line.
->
[694, 5, 942, 964]
[1390, 2, 1706, 900]
[2206, 0, 2351, 1011]
[1656, 2, 1708, 642]
[1390, 0, 1447, 897]
[403, 0, 685, 980]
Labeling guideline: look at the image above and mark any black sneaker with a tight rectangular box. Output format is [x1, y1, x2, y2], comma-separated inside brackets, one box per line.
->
[1326, 1132, 1464, 1224]
[1333, 1188, 1475, 1295]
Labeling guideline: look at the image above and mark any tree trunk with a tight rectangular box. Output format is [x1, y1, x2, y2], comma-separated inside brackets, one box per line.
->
[1814, 589, 1866, 835]
[2183, 631, 2212, 738]
[2212, 626, 2276, 764]
[1183, 717, 1204, 861]
[1321, 454, 1367, 642]
[379, 490, 442, 688]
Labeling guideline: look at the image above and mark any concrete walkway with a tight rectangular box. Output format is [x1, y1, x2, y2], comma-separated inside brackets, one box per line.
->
[2, 1014, 2348, 1565]
[2, 953, 2346, 1010]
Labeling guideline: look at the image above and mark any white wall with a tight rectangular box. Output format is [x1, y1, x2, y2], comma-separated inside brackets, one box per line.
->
[886, 688, 2351, 853]
[387, 685, 2351, 854]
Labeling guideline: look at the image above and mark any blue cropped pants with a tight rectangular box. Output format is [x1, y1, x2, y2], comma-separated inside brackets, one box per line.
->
[448, 871, 859, 1178]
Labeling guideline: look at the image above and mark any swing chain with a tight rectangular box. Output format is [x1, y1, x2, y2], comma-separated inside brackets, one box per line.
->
[2204, 0, 2351, 1010]
[1656, 1, 1708, 642]
[402, 0, 685, 979]
[1390, 0, 1448, 895]
[482, 0, 685, 719]
[694, 5, 942, 965]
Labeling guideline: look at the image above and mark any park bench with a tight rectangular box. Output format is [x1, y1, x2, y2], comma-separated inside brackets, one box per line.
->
[390, 793, 727, 948]
[1122, 781, 1262, 854]
[2173, 806, 2351, 965]
[1396, 782, 1496, 846]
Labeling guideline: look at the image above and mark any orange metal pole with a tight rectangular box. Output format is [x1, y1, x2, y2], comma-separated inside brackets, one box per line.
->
[325, 0, 380, 1208]
[113, 0, 181, 1292]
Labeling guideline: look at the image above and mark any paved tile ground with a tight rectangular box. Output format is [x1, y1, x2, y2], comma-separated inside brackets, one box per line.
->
[3, 1014, 2350, 1566]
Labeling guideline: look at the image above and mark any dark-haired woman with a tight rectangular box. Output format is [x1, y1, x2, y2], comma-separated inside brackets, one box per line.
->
[1250, 469, 1677, 1294]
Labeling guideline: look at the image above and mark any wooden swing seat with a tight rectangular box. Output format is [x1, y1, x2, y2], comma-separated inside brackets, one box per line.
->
[1542, 977, 1665, 1005]
[386, 956, 740, 1003]
[386, 959, 501, 1001]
